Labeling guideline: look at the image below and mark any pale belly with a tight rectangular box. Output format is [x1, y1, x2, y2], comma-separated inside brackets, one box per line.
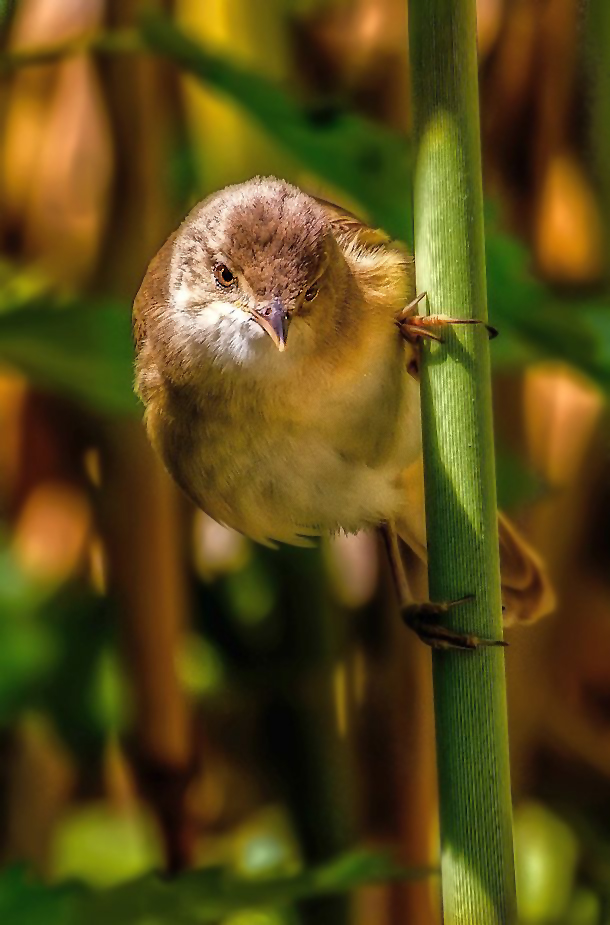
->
[170, 357, 422, 545]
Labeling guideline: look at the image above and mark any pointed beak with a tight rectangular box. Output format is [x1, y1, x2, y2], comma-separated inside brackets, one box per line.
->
[254, 298, 290, 351]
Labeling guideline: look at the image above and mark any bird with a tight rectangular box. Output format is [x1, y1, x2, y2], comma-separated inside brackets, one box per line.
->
[133, 176, 554, 644]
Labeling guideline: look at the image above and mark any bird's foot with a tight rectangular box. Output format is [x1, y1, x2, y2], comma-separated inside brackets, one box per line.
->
[402, 596, 507, 651]
[397, 293, 498, 344]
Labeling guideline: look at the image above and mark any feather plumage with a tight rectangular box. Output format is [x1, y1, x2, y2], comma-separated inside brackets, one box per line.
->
[133, 177, 553, 624]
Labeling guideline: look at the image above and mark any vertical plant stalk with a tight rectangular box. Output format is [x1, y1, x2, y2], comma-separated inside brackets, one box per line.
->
[407, 1, 517, 923]
[587, 0, 610, 261]
[98, 0, 195, 874]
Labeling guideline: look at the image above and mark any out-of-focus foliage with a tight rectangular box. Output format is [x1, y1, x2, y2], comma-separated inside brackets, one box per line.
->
[141, 11, 414, 242]
[487, 232, 610, 392]
[51, 802, 163, 887]
[0, 264, 136, 415]
[4, 15, 610, 410]
[514, 802, 610, 925]
[0, 1, 609, 924]
[0, 535, 120, 757]
[144, 12, 610, 398]
[0, 850, 421, 925]
[515, 803, 580, 923]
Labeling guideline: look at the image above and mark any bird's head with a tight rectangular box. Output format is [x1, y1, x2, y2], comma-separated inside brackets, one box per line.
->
[163, 177, 347, 374]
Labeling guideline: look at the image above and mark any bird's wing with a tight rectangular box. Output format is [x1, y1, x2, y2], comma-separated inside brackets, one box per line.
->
[313, 196, 394, 250]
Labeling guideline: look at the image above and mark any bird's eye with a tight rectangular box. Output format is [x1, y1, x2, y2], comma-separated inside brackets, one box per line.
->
[304, 284, 318, 302]
[214, 264, 236, 289]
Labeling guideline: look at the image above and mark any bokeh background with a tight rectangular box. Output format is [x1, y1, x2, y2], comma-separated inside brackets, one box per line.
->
[1, 1, 610, 923]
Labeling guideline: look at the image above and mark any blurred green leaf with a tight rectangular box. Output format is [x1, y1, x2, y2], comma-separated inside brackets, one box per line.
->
[85, 849, 432, 923]
[563, 888, 602, 925]
[283, 0, 342, 14]
[495, 450, 547, 510]
[37, 594, 124, 761]
[140, 11, 412, 241]
[0, 300, 137, 415]
[0, 0, 17, 38]
[0, 529, 123, 757]
[0, 264, 137, 415]
[0, 850, 432, 925]
[515, 802, 580, 924]
[178, 633, 226, 698]
[89, 648, 128, 735]
[221, 911, 292, 925]
[0, 547, 58, 723]
[0, 866, 83, 925]
[231, 808, 301, 881]
[223, 559, 277, 627]
[487, 232, 610, 393]
[51, 804, 163, 888]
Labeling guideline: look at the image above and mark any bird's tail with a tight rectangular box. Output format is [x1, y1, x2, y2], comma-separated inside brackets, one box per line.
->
[494, 511, 556, 624]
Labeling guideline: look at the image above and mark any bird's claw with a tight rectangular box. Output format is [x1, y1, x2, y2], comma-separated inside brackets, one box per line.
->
[401, 595, 507, 651]
[397, 293, 498, 344]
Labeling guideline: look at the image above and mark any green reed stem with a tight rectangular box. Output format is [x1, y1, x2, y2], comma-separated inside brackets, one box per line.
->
[407, 0, 518, 921]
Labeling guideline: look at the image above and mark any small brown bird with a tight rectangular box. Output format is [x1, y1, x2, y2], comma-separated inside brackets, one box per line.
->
[133, 176, 554, 637]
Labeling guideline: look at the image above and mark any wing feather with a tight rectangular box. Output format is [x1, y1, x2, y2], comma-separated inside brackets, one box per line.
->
[313, 196, 393, 250]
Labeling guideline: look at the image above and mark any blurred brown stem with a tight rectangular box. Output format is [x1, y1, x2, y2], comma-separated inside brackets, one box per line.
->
[102, 425, 195, 873]
[96, 0, 195, 873]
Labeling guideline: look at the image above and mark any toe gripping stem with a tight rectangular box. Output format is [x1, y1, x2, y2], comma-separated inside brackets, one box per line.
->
[379, 523, 506, 651]
[401, 597, 507, 651]
[397, 292, 498, 344]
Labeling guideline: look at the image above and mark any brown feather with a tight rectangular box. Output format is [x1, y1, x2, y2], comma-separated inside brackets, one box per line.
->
[313, 196, 393, 249]
[132, 177, 554, 624]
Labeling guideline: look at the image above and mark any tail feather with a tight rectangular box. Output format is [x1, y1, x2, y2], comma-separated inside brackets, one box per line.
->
[496, 512, 556, 624]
